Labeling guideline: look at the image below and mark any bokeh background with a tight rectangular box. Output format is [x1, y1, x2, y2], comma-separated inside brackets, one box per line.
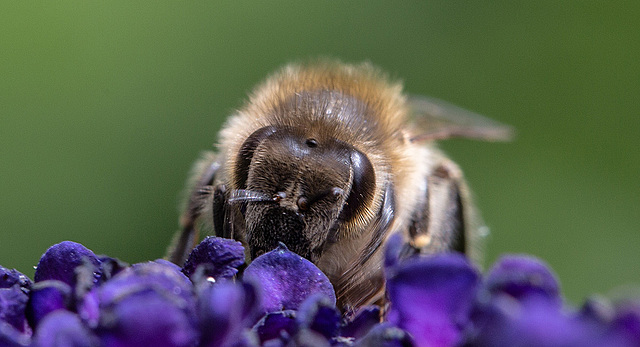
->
[1, 2, 638, 305]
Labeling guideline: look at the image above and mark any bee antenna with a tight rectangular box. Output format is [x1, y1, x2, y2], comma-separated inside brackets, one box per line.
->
[227, 189, 272, 203]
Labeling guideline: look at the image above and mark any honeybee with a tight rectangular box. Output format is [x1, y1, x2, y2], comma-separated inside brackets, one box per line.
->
[167, 60, 511, 311]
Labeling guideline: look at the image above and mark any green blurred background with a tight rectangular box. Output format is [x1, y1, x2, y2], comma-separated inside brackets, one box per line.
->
[1, 2, 638, 305]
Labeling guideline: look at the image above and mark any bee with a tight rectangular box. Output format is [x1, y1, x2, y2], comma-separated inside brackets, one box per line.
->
[167, 60, 512, 311]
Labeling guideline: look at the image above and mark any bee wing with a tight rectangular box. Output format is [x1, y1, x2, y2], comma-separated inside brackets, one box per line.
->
[407, 94, 514, 142]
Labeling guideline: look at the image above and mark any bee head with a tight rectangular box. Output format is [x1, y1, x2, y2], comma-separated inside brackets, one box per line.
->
[232, 126, 376, 261]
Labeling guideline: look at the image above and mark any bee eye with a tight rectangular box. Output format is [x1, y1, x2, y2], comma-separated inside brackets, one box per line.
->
[234, 126, 279, 188]
[297, 196, 309, 211]
[305, 138, 318, 148]
[338, 149, 375, 224]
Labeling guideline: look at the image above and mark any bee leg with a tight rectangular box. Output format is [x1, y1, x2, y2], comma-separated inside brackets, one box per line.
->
[409, 160, 466, 255]
[166, 153, 220, 265]
[212, 184, 226, 238]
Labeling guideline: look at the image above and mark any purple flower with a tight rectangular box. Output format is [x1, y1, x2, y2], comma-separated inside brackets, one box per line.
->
[383, 233, 416, 270]
[578, 295, 616, 325]
[32, 310, 98, 347]
[182, 236, 246, 281]
[353, 322, 414, 347]
[77, 289, 99, 329]
[1, 238, 638, 347]
[341, 306, 381, 339]
[97, 256, 129, 281]
[603, 300, 640, 347]
[296, 294, 341, 340]
[253, 310, 298, 344]
[97, 289, 199, 347]
[243, 243, 336, 313]
[34, 241, 102, 289]
[484, 255, 561, 307]
[0, 284, 29, 333]
[25, 280, 71, 328]
[0, 266, 31, 290]
[79, 260, 196, 329]
[86, 261, 199, 347]
[197, 281, 260, 347]
[110, 261, 194, 305]
[285, 329, 331, 346]
[251, 295, 341, 345]
[386, 253, 480, 347]
[0, 320, 30, 347]
[464, 256, 638, 347]
[465, 294, 601, 347]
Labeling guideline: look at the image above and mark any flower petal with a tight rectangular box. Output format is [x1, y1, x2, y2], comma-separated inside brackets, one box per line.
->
[253, 310, 298, 344]
[341, 306, 381, 339]
[296, 294, 341, 340]
[97, 289, 199, 347]
[353, 323, 414, 347]
[97, 256, 129, 281]
[383, 233, 406, 270]
[0, 267, 31, 290]
[33, 311, 98, 347]
[182, 236, 245, 282]
[0, 320, 30, 347]
[34, 241, 102, 289]
[466, 294, 600, 347]
[87, 260, 199, 347]
[485, 255, 561, 307]
[243, 243, 335, 313]
[197, 281, 260, 347]
[386, 253, 480, 347]
[604, 300, 640, 347]
[25, 280, 71, 328]
[288, 329, 331, 347]
[105, 260, 194, 306]
[0, 285, 29, 333]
